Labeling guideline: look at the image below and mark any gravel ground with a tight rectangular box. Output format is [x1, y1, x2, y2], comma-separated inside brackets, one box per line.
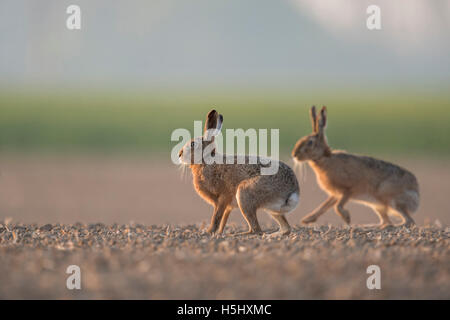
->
[0, 222, 449, 299]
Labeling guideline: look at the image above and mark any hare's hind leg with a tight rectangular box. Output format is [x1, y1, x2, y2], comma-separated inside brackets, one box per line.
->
[393, 204, 416, 228]
[302, 196, 336, 224]
[269, 214, 291, 236]
[235, 187, 262, 235]
[235, 206, 262, 235]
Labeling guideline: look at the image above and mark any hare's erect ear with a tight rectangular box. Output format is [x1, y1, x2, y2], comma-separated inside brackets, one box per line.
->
[318, 106, 327, 135]
[216, 114, 223, 131]
[204, 109, 222, 141]
[310, 106, 318, 133]
[205, 109, 218, 132]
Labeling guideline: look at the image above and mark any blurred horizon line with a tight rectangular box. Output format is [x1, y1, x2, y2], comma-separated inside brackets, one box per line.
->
[1, 81, 449, 97]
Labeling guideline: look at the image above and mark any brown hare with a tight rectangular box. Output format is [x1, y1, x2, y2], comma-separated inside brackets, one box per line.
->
[178, 110, 300, 236]
[292, 106, 419, 229]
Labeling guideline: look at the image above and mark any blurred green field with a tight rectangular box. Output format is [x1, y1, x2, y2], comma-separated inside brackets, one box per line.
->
[0, 88, 449, 156]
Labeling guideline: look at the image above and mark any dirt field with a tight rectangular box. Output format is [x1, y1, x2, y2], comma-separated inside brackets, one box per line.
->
[0, 155, 449, 299]
[0, 223, 448, 299]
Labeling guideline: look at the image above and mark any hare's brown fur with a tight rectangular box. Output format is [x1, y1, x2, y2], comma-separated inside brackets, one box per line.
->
[292, 106, 419, 228]
[179, 110, 299, 235]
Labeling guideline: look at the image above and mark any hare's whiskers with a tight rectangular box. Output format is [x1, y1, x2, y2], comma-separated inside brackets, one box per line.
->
[293, 159, 307, 183]
[178, 163, 189, 181]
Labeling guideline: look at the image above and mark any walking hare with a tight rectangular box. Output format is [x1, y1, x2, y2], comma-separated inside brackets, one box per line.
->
[291, 106, 419, 228]
[178, 110, 300, 236]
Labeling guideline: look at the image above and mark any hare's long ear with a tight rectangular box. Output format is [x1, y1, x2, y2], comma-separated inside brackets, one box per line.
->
[216, 114, 223, 132]
[318, 106, 327, 136]
[310, 106, 318, 133]
[204, 109, 222, 141]
[204, 109, 218, 132]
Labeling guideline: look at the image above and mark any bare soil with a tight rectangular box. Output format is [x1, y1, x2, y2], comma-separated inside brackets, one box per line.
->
[0, 223, 449, 299]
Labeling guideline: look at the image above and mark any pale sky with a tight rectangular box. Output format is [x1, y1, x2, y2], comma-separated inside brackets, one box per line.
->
[1, 0, 449, 89]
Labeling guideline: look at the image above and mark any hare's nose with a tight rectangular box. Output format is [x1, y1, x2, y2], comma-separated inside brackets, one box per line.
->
[178, 149, 183, 157]
[291, 149, 297, 157]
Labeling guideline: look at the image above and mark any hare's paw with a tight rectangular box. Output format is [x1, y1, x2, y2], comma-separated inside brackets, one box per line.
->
[378, 223, 394, 231]
[400, 221, 416, 229]
[204, 225, 219, 235]
[301, 214, 318, 224]
[266, 229, 290, 238]
[337, 209, 351, 225]
[233, 229, 262, 237]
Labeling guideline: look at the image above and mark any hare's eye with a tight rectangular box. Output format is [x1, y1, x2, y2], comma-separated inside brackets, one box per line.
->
[191, 141, 195, 148]
[307, 140, 313, 147]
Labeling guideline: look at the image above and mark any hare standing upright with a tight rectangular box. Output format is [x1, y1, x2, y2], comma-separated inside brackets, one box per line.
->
[291, 106, 419, 228]
[178, 110, 300, 236]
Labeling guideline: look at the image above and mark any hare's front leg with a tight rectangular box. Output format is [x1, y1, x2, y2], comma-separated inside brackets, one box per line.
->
[373, 206, 393, 229]
[334, 193, 351, 225]
[207, 200, 231, 234]
[217, 206, 232, 234]
[302, 196, 337, 224]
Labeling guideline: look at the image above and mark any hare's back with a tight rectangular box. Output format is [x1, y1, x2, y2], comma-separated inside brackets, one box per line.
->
[356, 155, 417, 186]
[252, 160, 299, 196]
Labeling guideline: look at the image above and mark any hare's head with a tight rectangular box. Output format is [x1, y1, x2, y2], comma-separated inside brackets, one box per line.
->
[179, 109, 223, 165]
[292, 106, 331, 162]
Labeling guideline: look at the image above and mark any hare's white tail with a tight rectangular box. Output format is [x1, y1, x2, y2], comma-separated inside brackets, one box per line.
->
[285, 192, 299, 212]
[395, 189, 420, 214]
[265, 191, 299, 215]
